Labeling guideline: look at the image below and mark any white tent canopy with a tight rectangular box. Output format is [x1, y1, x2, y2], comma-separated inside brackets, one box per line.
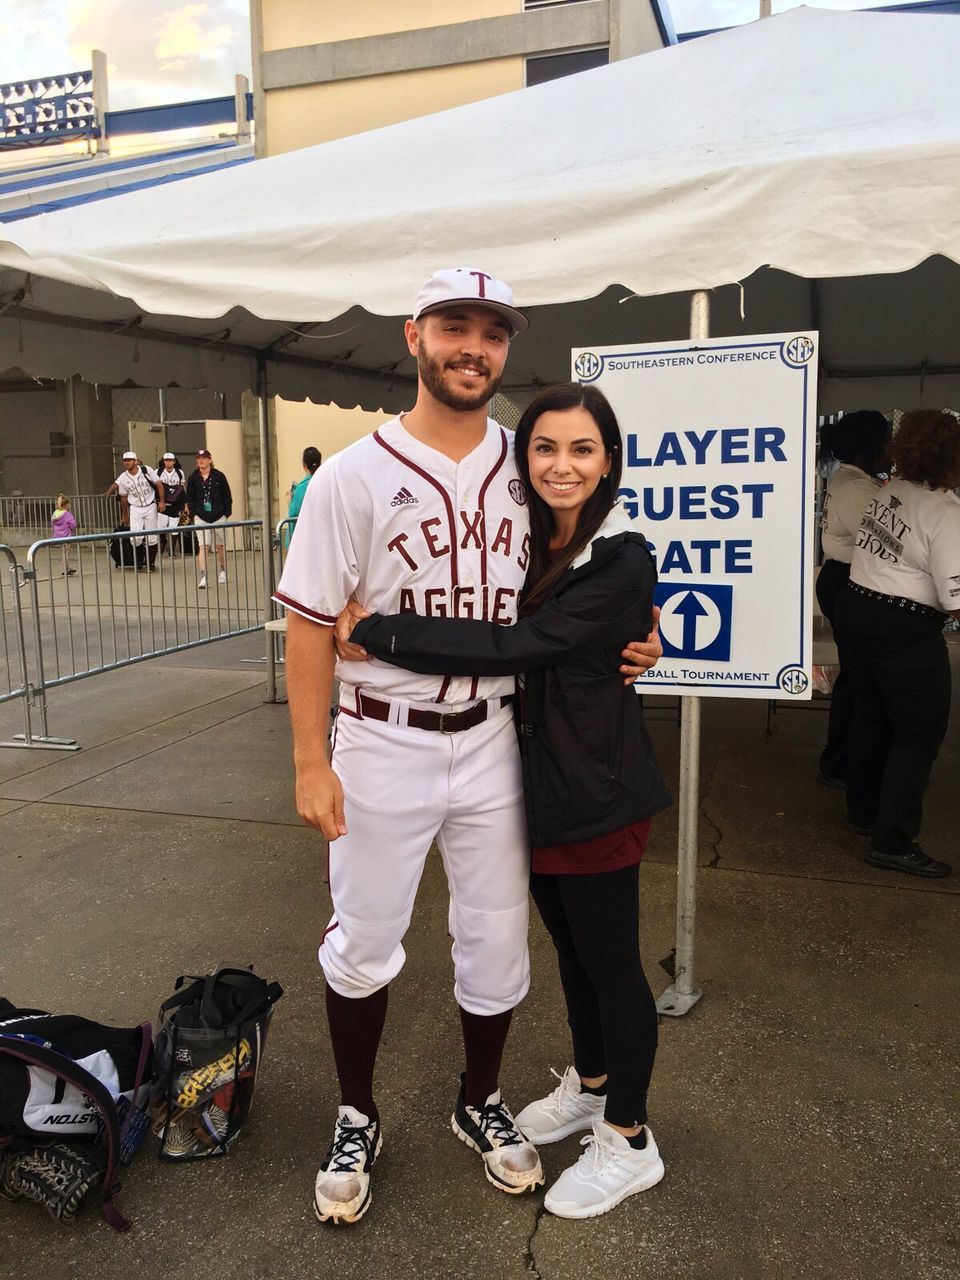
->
[1, 7, 959, 411]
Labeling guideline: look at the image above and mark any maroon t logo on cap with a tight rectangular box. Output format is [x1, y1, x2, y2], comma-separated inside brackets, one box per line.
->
[469, 270, 493, 298]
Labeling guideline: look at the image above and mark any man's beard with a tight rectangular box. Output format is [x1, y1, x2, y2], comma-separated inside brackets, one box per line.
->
[417, 344, 503, 412]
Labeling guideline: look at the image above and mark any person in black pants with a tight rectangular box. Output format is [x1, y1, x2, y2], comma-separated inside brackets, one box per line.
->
[815, 411, 891, 787]
[347, 383, 672, 1219]
[833, 409, 960, 878]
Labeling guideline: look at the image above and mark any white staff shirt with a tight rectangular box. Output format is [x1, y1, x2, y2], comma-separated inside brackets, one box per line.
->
[850, 478, 960, 612]
[115, 466, 159, 508]
[275, 416, 530, 704]
[821, 464, 881, 563]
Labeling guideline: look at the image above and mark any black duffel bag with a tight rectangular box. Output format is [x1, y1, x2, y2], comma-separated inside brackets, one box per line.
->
[0, 1000, 153, 1230]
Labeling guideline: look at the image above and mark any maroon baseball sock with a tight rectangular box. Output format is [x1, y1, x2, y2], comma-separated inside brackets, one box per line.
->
[325, 981, 388, 1122]
[459, 1006, 513, 1108]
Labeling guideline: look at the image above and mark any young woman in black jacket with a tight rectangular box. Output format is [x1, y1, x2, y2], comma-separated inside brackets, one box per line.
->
[348, 383, 671, 1219]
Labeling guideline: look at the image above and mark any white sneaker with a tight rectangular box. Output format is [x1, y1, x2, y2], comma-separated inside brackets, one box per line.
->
[544, 1120, 664, 1219]
[218, 570, 227, 584]
[198, 576, 206, 589]
[451, 1074, 543, 1194]
[314, 1106, 382, 1225]
[514, 1066, 606, 1145]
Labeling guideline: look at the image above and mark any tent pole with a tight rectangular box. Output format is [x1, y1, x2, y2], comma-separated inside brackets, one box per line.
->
[656, 289, 708, 1018]
[258, 357, 278, 704]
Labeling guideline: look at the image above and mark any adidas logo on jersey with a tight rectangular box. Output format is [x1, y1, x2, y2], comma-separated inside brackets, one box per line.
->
[391, 487, 418, 507]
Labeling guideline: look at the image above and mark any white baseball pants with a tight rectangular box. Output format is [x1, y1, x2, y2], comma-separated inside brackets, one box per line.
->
[128, 504, 158, 547]
[321, 703, 530, 1015]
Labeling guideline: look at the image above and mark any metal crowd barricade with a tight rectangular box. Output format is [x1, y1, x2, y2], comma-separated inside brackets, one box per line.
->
[269, 517, 297, 664]
[0, 544, 78, 750]
[0, 521, 266, 750]
[0, 493, 118, 543]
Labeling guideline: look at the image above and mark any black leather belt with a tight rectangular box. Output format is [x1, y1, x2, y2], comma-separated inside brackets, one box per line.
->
[847, 580, 946, 623]
[357, 692, 513, 733]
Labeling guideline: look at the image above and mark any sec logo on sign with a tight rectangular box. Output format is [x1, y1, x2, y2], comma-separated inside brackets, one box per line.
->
[574, 352, 602, 382]
[782, 336, 814, 367]
[778, 666, 809, 695]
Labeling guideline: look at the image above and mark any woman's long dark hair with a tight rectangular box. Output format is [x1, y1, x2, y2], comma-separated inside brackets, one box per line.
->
[517, 383, 623, 615]
[303, 446, 322, 474]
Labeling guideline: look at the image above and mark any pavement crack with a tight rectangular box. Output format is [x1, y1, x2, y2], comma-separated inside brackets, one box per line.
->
[523, 1200, 548, 1279]
[699, 751, 725, 868]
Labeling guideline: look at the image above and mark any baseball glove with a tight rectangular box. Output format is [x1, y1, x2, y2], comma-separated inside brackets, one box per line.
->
[0, 1139, 107, 1222]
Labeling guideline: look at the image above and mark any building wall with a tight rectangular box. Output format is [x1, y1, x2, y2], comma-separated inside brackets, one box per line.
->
[276, 402, 392, 513]
[0, 387, 72, 496]
[261, 0, 519, 50]
[263, 57, 523, 153]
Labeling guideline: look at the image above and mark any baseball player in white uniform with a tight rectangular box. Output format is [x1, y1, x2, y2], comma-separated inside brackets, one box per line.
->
[275, 268, 657, 1225]
[114, 451, 165, 568]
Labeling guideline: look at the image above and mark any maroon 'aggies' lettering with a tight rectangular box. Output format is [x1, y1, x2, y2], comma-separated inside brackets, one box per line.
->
[396, 584, 519, 620]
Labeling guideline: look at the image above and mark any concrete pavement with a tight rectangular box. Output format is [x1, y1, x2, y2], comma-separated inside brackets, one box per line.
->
[0, 632, 957, 1280]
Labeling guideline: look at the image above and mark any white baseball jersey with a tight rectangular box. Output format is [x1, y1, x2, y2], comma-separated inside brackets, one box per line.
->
[275, 415, 530, 704]
[115, 466, 159, 507]
[850, 478, 960, 611]
[821, 464, 880, 563]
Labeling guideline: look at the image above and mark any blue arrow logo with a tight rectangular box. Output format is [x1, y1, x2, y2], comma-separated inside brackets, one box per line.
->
[655, 583, 733, 660]
[672, 591, 709, 653]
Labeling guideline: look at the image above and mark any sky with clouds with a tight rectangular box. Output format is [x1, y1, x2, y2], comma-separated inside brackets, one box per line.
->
[0, 1, 250, 106]
[0, 2, 909, 108]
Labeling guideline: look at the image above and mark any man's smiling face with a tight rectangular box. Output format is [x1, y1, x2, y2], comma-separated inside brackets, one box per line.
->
[408, 306, 511, 413]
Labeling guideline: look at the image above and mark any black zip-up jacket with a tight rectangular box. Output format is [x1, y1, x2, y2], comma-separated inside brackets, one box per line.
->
[351, 505, 672, 846]
[186, 467, 233, 523]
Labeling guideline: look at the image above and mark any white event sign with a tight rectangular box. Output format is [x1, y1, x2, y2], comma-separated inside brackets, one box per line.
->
[572, 333, 818, 699]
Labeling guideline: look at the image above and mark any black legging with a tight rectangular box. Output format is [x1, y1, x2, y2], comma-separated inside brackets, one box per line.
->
[833, 586, 950, 852]
[530, 862, 658, 1129]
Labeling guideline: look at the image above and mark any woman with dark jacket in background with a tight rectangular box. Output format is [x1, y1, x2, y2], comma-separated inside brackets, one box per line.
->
[816, 410, 891, 788]
[348, 383, 671, 1220]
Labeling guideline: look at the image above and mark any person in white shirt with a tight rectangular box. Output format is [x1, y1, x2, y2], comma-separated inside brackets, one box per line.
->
[114, 451, 165, 572]
[816, 411, 891, 786]
[833, 409, 960, 878]
[156, 452, 188, 556]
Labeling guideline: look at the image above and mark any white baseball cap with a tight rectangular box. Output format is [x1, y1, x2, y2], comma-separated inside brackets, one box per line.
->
[413, 267, 528, 335]
[122, 451, 137, 460]
[161, 452, 176, 460]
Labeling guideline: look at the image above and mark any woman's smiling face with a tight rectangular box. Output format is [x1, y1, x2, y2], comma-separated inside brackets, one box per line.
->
[526, 405, 611, 524]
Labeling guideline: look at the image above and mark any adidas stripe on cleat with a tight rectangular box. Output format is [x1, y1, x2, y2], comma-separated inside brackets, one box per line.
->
[315, 1106, 381, 1224]
[451, 1073, 543, 1195]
